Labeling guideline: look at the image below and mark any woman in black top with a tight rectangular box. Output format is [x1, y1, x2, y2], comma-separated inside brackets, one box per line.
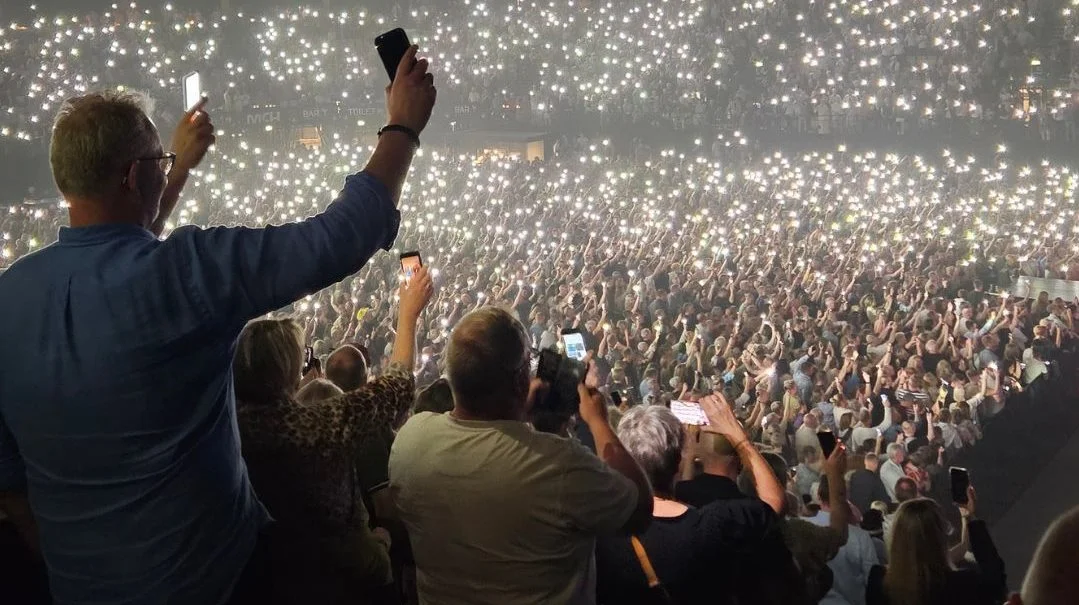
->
[866, 490, 1006, 605]
[595, 396, 799, 605]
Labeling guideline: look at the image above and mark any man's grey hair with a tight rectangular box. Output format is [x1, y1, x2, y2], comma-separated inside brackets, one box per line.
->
[296, 378, 344, 404]
[50, 89, 159, 198]
[886, 442, 906, 459]
[617, 405, 684, 490]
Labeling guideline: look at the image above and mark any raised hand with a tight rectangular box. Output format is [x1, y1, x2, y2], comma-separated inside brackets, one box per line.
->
[386, 45, 437, 134]
[170, 96, 215, 172]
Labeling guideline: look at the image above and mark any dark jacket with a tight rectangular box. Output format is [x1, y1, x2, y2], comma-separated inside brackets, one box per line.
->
[849, 469, 890, 515]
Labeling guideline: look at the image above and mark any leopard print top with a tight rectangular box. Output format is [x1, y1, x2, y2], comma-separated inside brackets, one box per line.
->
[237, 363, 415, 533]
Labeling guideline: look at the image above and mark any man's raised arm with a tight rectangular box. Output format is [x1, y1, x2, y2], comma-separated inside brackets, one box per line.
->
[168, 46, 437, 327]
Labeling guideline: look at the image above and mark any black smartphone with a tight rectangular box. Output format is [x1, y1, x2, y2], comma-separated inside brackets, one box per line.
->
[536, 349, 561, 383]
[950, 467, 970, 505]
[611, 391, 623, 407]
[400, 251, 422, 285]
[817, 431, 837, 459]
[302, 345, 315, 375]
[375, 28, 412, 81]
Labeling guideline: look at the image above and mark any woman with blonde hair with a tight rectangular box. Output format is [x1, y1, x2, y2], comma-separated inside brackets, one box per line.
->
[234, 268, 434, 604]
[866, 489, 1006, 605]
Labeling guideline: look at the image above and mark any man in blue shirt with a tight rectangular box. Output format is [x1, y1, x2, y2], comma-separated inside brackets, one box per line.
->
[0, 47, 436, 604]
[791, 349, 817, 405]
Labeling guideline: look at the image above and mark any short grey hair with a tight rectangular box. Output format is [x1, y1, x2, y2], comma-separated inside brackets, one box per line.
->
[446, 306, 530, 415]
[296, 378, 344, 403]
[50, 89, 159, 198]
[617, 405, 684, 491]
[886, 442, 906, 459]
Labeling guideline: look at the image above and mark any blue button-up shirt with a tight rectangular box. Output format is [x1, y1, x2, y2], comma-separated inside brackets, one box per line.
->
[0, 172, 399, 604]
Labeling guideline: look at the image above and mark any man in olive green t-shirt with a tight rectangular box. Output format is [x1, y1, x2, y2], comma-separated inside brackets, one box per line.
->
[389, 307, 653, 605]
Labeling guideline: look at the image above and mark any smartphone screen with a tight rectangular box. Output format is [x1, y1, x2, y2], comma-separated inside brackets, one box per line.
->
[817, 431, 837, 459]
[670, 400, 709, 426]
[182, 71, 201, 112]
[611, 391, 623, 407]
[561, 329, 587, 361]
[949, 467, 970, 505]
[399, 251, 422, 285]
[375, 28, 412, 81]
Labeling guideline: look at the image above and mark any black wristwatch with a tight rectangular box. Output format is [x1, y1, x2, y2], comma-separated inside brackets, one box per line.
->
[378, 124, 421, 146]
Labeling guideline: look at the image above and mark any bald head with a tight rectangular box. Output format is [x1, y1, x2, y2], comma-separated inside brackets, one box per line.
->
[446, 307, 530, 419]
[1018, 506, 1079, 605]
[325, 345, 367, 391]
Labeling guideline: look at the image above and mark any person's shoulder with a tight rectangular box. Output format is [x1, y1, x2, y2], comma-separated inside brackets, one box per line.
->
[532, 428, 600, 462]
[398, 411, 446, 435]
[392, 412, 451, 461]
[0, 245, 59, 282]
[698, 494, 776, 525]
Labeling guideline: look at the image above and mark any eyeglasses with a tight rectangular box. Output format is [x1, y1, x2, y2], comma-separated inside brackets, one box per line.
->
[134, 152, 177, 175]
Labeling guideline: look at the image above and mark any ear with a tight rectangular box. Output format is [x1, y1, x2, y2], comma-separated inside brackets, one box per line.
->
[122, 161, 139, 192]
[1005, 593, 1022, 605]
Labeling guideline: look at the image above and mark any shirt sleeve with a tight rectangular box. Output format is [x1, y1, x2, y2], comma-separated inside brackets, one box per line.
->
[559, 440, 638, 534]
[282, 363, 414, 450]
[968, 519, 1008, 600]
[791, 354, 809, 374]
[858, 529, 881, 577]
[172, 172, 400, 328]
[0, 415, 26, 492]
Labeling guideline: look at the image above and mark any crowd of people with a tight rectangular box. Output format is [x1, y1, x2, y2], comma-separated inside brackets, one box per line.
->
[1, 0, 1079, 146]
[2, 1, 1079, 605]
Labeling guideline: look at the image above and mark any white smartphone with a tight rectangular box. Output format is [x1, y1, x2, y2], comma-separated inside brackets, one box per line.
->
[670, 400, 709, 426]
[182, 71, 202, 112]
[560, 329, 587, 361]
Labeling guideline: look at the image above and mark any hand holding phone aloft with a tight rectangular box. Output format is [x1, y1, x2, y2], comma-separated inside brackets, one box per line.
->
[385, 45, 437, 135]
[169, 97, 215, 174]
[399, 266, 434, 321]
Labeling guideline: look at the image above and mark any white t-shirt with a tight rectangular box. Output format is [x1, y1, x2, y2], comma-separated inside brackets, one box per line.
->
[389, 412, 639, 605]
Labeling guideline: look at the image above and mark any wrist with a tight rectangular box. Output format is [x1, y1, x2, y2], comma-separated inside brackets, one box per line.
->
[381, 122, 422, 144]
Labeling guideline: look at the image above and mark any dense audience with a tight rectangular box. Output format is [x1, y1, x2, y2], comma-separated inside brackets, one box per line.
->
[1, 2, 1079, 605]
[1, 0, 1079, 145]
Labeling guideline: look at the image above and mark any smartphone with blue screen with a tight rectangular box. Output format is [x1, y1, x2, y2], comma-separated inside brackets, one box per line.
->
[400, 251, 422, 285]
[560, 328, 587, 361]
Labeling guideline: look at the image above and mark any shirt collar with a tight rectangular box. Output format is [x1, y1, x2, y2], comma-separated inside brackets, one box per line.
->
[58, 224, 156, 245]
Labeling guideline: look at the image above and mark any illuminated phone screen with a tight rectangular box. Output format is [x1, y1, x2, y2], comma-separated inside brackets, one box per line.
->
[400, 253, 422, 284]
[182, 72, 201, 112]
[670, 400, 709, 425]
[561, 332, 587, 361]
